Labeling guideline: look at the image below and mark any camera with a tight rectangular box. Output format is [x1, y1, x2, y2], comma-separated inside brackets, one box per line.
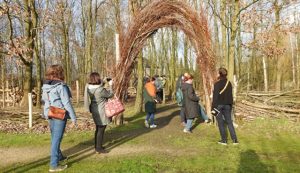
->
[211, 108, 220, 116]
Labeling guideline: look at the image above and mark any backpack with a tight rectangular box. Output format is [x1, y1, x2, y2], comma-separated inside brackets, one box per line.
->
[176, 88, 183, 106]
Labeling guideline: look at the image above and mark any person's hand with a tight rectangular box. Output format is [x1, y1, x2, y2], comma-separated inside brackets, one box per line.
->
[69, 121, 77, 129]
[108, 79, 113, 86]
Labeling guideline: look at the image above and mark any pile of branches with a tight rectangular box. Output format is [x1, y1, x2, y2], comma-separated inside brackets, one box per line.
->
[0, 111, 96, 134]
[235, 90, 300, 121]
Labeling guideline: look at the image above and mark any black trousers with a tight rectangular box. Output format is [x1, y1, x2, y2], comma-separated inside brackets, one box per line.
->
[216, 105, 237, 142]
[95, 125, 106, 151]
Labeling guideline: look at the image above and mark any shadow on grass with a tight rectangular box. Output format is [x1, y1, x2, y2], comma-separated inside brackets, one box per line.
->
[237, 150, 273, 173]
[3, 104, 179, 172]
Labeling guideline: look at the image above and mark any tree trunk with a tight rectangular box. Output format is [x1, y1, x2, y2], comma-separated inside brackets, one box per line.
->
[262, 56, 268, 92]
[221, 0, 227, 67]
[183, 36, 189, 71]
[296, 33, 299, 89]
[274, 0, 283, 91]
[0, 56, 5, 107]
[21, 62, 33, 106]
[33, 1, 41, 107]
[289, 33, 296, 87]
[20, 0, 36, 107]
[133, 53, 144, 114]
[227, 0, 239, 83]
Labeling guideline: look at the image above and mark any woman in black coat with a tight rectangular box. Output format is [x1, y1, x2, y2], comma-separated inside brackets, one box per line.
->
[212, 68, 238, 145]
[182, 74, 199, 133]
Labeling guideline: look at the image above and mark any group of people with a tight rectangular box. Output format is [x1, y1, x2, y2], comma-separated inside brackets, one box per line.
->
[42, 65, 114, 172]
[42, 64, 238, 172]
[175, 68, 238, 146]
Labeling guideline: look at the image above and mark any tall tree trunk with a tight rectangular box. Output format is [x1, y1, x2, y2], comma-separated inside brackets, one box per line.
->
[85, 0, 93, 74]
[262, 56, 268, 92]
[33, 1, 41, 107]
[133, 53, 144, 114]
[221, 0, 227, 67]
[290, 33, 296, 87]
[20, 0, 36, 106]
[0, 56, 5, 107]
[227, 0, 239, 83]
[274, 0, 283, 91]
[183, 36, 189, 71]
[296, 33, 299, 89]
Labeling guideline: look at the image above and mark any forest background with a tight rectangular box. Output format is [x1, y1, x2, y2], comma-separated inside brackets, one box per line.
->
[0, 0, 300, 112]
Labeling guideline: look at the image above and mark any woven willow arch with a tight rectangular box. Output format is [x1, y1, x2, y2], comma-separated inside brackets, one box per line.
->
[114, 0, 216, 112]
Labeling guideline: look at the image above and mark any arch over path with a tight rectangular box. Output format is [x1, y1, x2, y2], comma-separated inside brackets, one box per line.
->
[114, 0, 216, 112]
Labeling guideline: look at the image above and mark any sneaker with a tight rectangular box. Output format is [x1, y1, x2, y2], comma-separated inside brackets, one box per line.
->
[233, 139, 239, 145]
[49, 165, 68, 172]
[218, 140, 227, 145]
[96, 149, 109, 154]
[205, 119, 211, 123]
[183, 129, 192, 133]
[149, 124, 157, 128]
[144, 120, 149, 128]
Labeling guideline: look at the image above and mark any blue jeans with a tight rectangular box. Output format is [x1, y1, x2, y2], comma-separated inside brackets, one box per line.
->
[185, 118, 194, 131]
[199, 103, 209, 120]
[49, 119, 67, 168]
[146, 113, 155, 125]
[216, 105, 237, 141]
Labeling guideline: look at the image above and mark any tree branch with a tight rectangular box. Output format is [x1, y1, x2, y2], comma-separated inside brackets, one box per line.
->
[207, 0, 230, 29]
[236, 0, 261, 18]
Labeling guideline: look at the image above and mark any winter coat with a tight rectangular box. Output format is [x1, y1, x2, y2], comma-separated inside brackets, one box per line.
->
[84, 84, 114, 126]
[143, 82, 156, 113]
[212, 78, 233, 109]
[42, 80, 76, 122]
[181, 82, 199, 119]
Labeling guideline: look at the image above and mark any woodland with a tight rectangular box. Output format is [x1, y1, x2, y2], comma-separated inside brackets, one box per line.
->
[0, 0, 300, 127]
[0, 1, 300, 172]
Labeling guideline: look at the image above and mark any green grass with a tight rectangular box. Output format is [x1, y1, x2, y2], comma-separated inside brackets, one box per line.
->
[1, 104, 300, 173]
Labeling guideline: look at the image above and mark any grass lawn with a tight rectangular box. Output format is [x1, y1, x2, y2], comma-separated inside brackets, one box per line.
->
[1, 103, 300, 173]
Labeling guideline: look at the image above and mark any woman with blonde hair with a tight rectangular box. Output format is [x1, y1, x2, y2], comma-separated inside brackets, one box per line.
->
[42, 65, 77, 172]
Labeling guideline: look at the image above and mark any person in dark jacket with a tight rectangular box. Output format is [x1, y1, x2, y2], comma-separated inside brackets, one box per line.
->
[212, 68, 238, 145]
[84, 72, 114, 154]
[42, 65, 77, 172]
[176, 74, 186, 126]
[182, 74, 199, 133]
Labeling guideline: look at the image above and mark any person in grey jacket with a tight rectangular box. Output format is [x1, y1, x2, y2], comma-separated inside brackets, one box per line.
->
[182, 74, 199, 133]
[42, 65, 77, 172]
[84, 72, 114, 154]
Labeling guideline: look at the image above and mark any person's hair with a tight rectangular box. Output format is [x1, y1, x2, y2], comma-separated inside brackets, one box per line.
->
[150, 77, 156, 82]
[218, 67, 227, 79]
[45, 65, 64, 81]
[183, 73, 193, 82]
[88, 72, 102, 85]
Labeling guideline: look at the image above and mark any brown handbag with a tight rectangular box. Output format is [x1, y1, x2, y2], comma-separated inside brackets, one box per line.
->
[47, 93, 66, 120]
[104, 96, 125, 118]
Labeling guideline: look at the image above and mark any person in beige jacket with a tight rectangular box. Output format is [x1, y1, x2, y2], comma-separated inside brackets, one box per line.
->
[84, 72, 113, 154]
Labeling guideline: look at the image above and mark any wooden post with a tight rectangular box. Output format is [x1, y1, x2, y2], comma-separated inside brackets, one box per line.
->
[2, 82, 4, 108]
[28, 93, 32, 128]
[76, 80, 79, 104]
[6, 81, 9, 106]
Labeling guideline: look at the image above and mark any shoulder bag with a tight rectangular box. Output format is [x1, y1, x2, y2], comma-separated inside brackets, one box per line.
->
[47, 92, 66, 120]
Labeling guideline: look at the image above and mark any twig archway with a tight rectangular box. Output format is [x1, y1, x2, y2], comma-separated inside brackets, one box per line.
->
[114, 0, 216, 112]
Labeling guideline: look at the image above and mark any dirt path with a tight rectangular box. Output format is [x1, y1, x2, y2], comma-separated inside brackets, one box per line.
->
[1, 104, 196, 168]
